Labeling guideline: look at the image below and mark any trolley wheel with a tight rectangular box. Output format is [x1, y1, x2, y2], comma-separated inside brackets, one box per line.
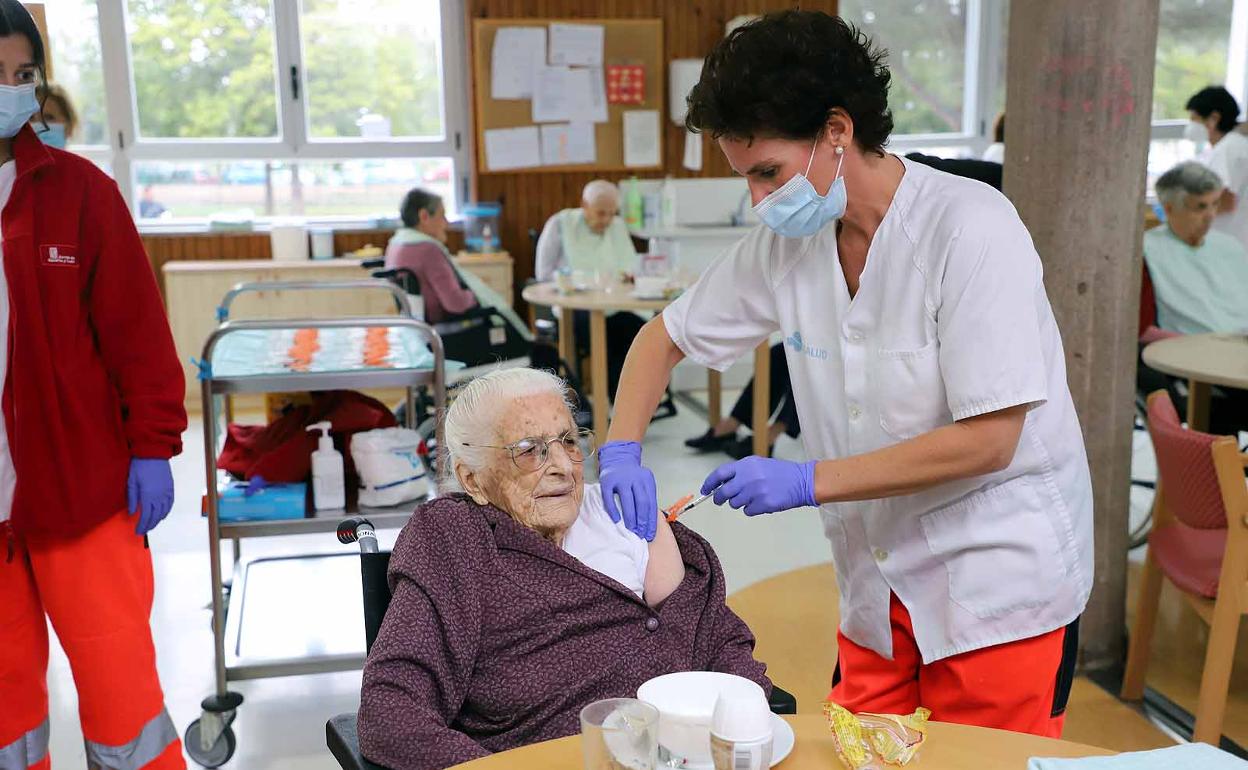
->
[184, 719, 236, 768]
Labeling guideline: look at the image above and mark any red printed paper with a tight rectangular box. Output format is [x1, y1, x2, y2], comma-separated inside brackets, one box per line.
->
[607, 65, 645, 105]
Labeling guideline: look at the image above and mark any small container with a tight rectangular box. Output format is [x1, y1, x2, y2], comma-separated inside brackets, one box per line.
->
[310, 228, 335, 260]
[709, 691, 773, 770]
[462, 202, 501, 252]
[218, 481, 307, 522]
[306, 421, 345, 511]
[270, 219, 309, 261]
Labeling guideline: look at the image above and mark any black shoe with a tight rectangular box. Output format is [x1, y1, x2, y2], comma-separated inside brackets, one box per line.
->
[726, 436, 775, 460]
[685, 428, 737, 452]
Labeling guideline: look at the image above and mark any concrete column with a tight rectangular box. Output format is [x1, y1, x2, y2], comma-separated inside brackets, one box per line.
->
[1003, 1, 1160, 669]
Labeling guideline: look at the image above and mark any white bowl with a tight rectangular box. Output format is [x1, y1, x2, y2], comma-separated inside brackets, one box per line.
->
[637, 672, 766, 767]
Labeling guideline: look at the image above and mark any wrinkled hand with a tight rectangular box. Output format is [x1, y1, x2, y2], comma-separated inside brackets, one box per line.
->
[597, 441, 657, 541]
[701, 456, 817, 516]
[128, 458, 175, 535]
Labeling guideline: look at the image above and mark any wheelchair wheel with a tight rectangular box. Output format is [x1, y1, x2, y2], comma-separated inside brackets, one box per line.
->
[185, 718, 236, 768]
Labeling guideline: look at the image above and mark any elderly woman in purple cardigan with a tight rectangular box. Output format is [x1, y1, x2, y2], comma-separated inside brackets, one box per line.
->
[358, 368, 771, 769]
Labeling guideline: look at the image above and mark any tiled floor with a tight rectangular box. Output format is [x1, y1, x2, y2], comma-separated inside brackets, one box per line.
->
[40, 398, 1230, 768]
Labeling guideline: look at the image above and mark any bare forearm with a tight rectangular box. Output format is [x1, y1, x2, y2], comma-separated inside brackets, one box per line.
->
[644, 516, 684, 607]
[605, 315, 685, 443]
[813, 406, 1027, 503]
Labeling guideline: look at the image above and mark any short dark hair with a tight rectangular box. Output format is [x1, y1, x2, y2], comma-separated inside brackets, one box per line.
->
[992, 112, 1005, 144]
[0, 1, 49, 130]
[400, 188, 441, 228]
[684, 10, 893, 155]
[1186, 86, 1241, 133]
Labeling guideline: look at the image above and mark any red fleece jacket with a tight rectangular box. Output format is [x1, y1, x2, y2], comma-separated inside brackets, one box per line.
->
[3, 125, 186, 537]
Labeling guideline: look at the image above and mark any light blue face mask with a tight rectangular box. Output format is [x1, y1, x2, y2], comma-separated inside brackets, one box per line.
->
[36, 122, 65, 148]
[753, 137, 847, 238]
[0, 83, 38, 139]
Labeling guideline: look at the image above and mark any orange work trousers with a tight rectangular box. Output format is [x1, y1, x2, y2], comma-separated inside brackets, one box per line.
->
[0, 512, 184, 770]
[829, 593, 1078, 738]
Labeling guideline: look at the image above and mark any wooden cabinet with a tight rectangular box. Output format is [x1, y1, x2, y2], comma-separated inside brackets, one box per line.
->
[164, 253, 514, 406]
[454, 251, 514, 302]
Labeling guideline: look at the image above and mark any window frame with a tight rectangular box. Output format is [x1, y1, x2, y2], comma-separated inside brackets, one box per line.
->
[91, 0, 472, 227]
[875, 0, 1006, 159]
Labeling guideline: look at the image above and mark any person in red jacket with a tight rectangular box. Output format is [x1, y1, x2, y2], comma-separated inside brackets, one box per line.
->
[0, 4, 188, 769]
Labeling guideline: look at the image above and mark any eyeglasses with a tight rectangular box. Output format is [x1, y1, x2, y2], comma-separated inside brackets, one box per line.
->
[462, 428, 594, 473]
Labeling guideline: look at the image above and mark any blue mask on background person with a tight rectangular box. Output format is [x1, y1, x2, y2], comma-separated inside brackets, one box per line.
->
[36, 122, 65, 148]
[0, 84, 38, 139]
[753, 135, 847, 238]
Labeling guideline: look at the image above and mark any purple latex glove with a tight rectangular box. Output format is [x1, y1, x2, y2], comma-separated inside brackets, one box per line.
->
[128, 458, 175, 535]
[598, 440, 658, 541]
[701, 457, 817, 516]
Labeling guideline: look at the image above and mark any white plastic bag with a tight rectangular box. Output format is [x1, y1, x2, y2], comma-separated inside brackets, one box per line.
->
[351, 427, 430, 508]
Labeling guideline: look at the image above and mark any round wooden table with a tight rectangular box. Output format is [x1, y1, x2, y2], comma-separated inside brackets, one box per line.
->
[448, 714, 1114, 769]
[523, 281, 773, 454]
[1142, 333, 1248, 431]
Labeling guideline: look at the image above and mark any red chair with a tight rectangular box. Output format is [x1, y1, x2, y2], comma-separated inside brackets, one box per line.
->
[1138, 263, 1180, 345]
[1120, 390, 1248, 744]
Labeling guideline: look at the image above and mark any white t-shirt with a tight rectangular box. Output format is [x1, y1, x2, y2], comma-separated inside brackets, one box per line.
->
[981, 142, 1005, 163]
[1207, 130, 1248, 249]
[0, 160, 18, 524]
[562, 483, 649, 598]
[662, 156, 1093, 663]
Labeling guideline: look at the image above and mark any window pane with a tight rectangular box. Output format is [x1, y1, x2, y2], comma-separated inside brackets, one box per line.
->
[1153, 0, 1233, 120]
[301, 0, 445, 140]
[1146, 137, 1204, 194]
[133, 158, 454, 220]
[839, 0, 968, 135]
[126, 0, 280, 139]
[44, 0, 107, 145]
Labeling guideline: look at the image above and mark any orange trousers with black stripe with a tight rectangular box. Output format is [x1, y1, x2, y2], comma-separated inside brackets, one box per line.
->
[0, 512, 184, 770]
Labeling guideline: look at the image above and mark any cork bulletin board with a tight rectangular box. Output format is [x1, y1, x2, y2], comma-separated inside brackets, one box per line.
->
[471, 17, 665, 174]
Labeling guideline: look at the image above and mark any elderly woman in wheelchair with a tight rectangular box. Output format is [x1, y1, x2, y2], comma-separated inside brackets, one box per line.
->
[357, 368, 774, 769]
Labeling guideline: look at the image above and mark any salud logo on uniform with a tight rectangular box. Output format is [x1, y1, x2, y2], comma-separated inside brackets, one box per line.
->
[786, 330, 828, 360]
[40, 244, 78, 267]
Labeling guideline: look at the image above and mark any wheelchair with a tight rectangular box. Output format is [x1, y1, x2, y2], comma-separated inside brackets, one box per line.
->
[325, 518, 797, 770]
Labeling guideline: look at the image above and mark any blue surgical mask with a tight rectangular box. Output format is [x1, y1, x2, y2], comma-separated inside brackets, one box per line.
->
[0, 84, 38, 139]
[753, 138, 847, 238]
[36, 122, 65, 149]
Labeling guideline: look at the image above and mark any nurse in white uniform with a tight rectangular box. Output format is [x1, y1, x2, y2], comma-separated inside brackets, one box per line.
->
[1185, 86, 1248, 250]
[594, 10, 1093, 737]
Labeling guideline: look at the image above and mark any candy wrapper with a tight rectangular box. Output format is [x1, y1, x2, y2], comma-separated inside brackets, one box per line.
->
[824, 701, 930, 769]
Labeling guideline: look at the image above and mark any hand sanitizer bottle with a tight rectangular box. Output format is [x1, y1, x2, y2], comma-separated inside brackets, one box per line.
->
[306, 421, 345, 511]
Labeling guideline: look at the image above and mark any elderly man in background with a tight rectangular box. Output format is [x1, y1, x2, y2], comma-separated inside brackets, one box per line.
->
[1141, 161, 1248, 434]
[534, 180, 655, 404]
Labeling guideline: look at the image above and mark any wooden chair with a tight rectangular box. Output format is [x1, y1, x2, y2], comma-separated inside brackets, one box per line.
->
[1120, 390, 1248, 744]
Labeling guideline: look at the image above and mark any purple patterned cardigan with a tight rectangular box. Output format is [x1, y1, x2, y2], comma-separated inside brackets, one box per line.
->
[357, 495, 771, 770]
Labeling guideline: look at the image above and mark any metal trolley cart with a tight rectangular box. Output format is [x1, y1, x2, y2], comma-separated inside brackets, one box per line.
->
[185, 282, 446, 768]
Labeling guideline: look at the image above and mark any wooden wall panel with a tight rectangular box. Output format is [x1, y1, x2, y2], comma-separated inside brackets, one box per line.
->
[140, 228, 466, 296]
[466, 1, 838, 314]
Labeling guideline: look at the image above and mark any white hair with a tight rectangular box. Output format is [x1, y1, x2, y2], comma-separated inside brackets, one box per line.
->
[581, 179, 620, 205]
[1155, 161, 1223, 208]
[443, 367, 575, 487]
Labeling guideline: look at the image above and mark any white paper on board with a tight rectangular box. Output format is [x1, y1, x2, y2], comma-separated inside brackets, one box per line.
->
[623, 110, 661, 168]
[484, 126, 541, 171]
[540, 122, 597, 165]
[490, 27, 546, 99]
[548, 22, 604, 67]
[565, 67, 608, 123]
[531, 65, 570, 122]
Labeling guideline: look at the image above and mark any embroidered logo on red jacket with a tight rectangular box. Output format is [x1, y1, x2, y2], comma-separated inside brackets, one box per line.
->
[40, 244, 78, 267]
